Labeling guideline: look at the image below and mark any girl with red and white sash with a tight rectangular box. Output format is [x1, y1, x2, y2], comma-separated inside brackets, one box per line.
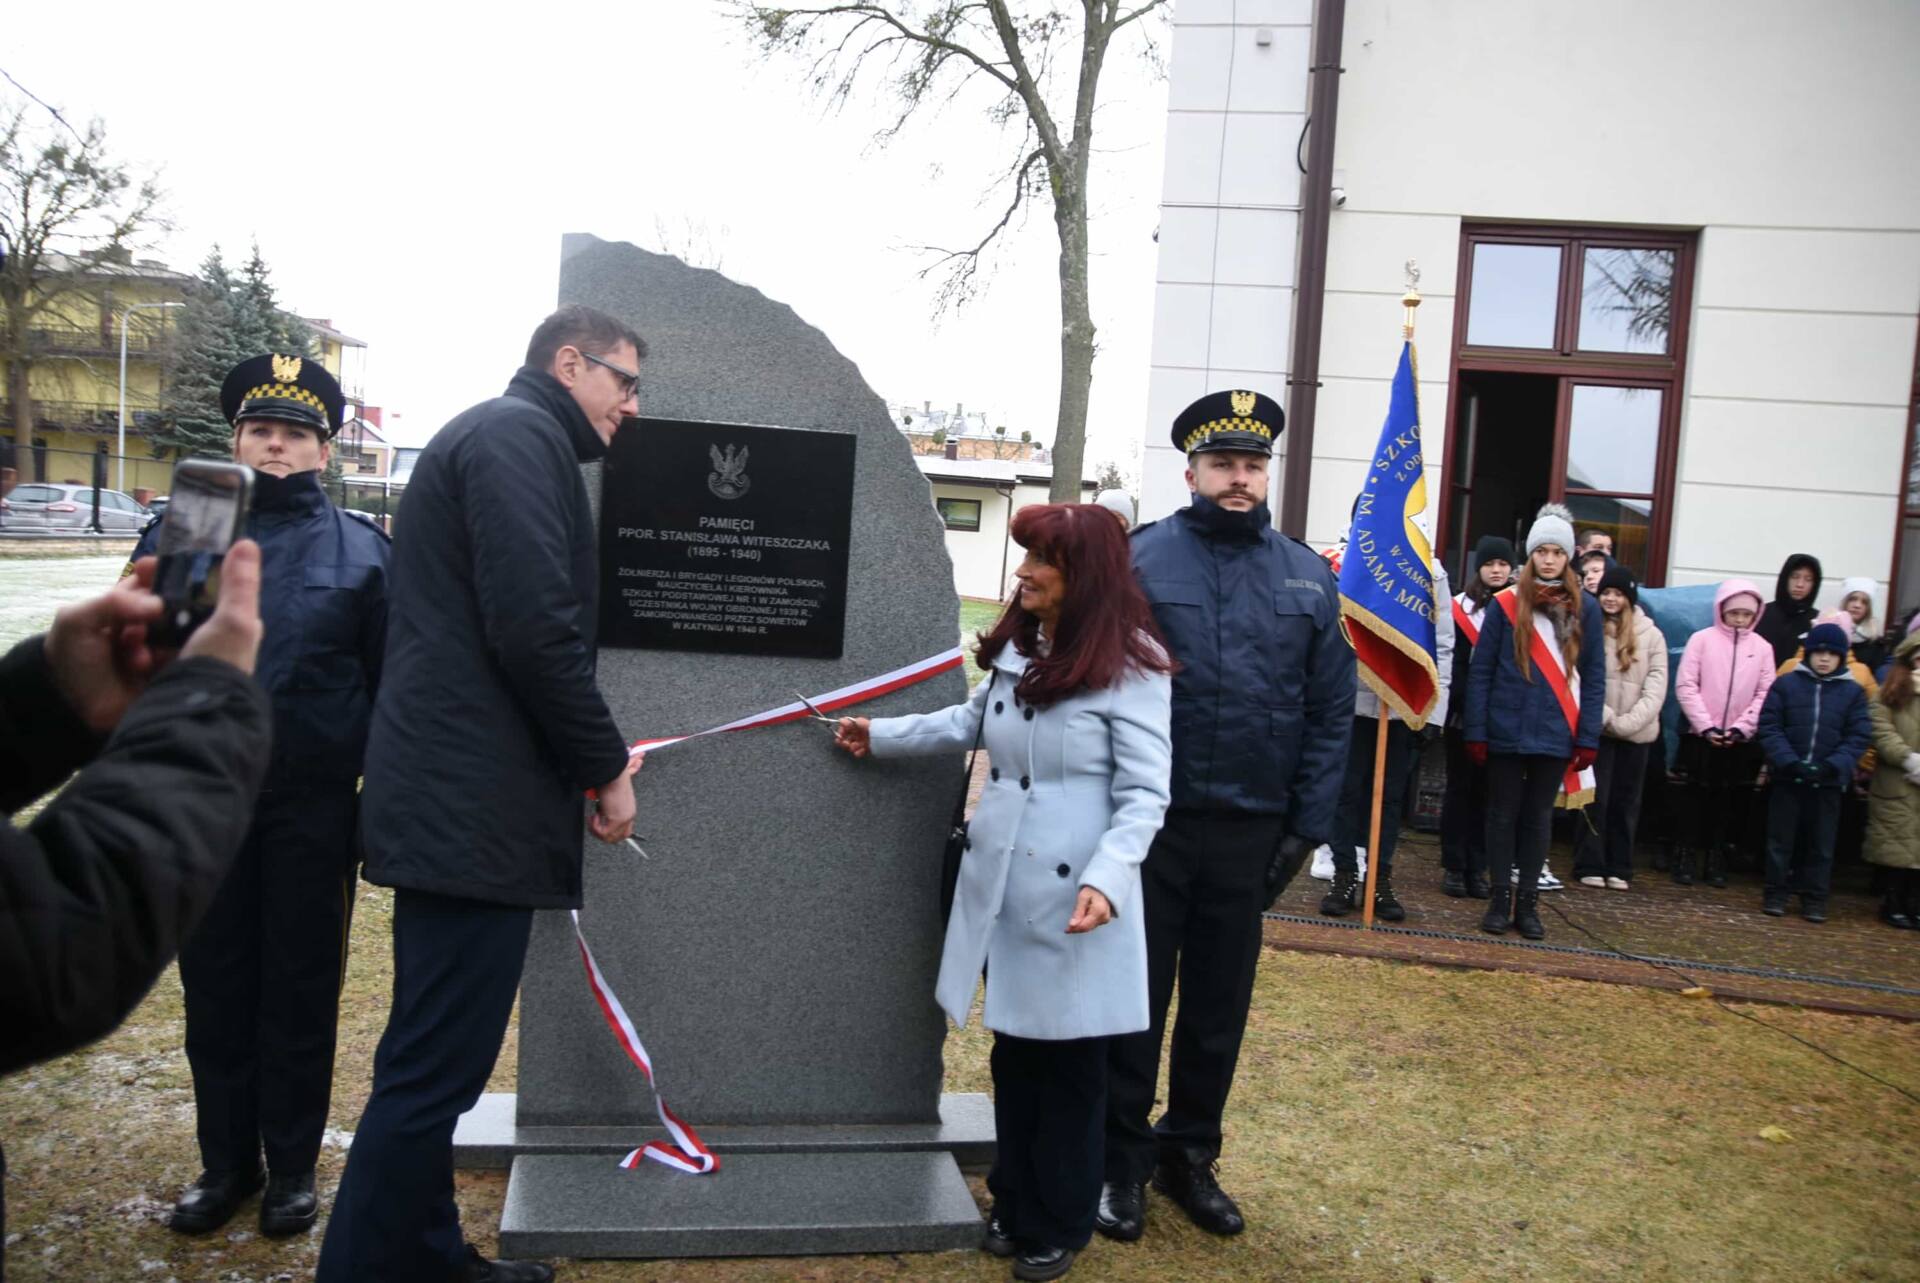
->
[1463, 505, 1607, 940]
[1440, 534, 1515, 900]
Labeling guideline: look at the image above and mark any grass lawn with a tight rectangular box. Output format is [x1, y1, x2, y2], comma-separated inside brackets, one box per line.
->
[2, 880, 1916, 1282]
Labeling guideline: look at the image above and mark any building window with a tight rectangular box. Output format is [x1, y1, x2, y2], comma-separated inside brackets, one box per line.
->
[1439, 223, 1696, 586]
[937, 497, 982, 532]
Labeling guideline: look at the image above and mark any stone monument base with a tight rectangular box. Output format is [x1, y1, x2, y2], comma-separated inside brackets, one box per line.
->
[453, 1092, 995, 1171]
[498, 1151, 982, 1259]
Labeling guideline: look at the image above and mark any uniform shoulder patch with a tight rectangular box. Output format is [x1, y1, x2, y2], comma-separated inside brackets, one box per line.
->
[343, 509, 392, 541]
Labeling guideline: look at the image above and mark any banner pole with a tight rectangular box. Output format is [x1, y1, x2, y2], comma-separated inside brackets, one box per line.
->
[1360, 704, 1389, 929]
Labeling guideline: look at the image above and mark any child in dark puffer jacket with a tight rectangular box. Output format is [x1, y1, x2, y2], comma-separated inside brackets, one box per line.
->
[1756, 623, 1872, 922]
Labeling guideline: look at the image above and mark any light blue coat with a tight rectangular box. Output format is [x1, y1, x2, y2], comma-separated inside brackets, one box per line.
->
[869, 643, 1173, 1041]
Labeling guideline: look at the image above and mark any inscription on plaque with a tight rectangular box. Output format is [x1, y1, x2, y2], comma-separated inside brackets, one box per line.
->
[600, 418, 857, 658]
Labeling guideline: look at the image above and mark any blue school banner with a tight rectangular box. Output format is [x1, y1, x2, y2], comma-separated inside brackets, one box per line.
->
[1337, 342, 1441, 727]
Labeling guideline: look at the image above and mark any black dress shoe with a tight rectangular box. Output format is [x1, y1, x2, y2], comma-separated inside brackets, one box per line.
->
[1094, 1180, 1144, 1241]
[1801, 899, 1828, 924]
[464, 1244, 554, 1282]
[259, 1169, 317, 1237]
[982, 1209, 1017, 1257]
[1152, 1149, 1245, 1236]
[168, 1169, 263, 1235]
[1013, 1244, 1077, 1281]
[1440, 869, 1467, 897]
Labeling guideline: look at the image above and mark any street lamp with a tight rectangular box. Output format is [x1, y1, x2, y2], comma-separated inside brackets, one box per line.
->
[118, 300, 183, 492]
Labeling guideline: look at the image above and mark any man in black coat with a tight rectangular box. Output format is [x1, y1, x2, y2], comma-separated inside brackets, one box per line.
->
[1098, 390, 1355, 1244]
[3, 544, 269, 1263]
[126, 355, 391, 1240]
[318, 306, 644, 1283]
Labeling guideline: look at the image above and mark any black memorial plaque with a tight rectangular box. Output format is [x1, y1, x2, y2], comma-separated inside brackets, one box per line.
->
[600, 418, 858, 658]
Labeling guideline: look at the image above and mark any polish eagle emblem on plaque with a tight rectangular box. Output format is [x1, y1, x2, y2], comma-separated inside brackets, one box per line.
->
[707, 443, 751, 500]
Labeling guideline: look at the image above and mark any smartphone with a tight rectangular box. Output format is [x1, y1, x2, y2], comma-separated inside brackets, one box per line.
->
[149, 460, 253, 649]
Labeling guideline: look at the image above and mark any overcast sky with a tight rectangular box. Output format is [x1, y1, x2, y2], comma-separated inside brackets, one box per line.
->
[9, 3, 1170, 468]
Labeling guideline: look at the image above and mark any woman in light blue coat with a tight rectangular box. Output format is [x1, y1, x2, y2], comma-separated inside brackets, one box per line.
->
[835, 503, 1173, 1282]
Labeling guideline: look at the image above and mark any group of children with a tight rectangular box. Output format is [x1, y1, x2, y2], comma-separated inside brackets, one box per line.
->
[1438, 506, 1920, 937]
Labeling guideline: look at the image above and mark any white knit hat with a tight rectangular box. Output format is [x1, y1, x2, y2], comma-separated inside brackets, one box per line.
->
[1094, 489, 1136, 527]
[1525, 502, 1576, 558]
[1840, 576, 1876, 623]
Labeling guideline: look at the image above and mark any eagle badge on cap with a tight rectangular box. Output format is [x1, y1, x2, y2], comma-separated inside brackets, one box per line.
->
[1230, 389, 1256, 417]
[272, 354, 303, 382]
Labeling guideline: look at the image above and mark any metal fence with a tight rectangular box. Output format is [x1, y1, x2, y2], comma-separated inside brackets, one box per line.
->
[0, 443, 400, 534]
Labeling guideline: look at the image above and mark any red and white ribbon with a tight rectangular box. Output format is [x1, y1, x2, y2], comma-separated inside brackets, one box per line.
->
[574, 644, 969, 1173]
[624, 646, 966, 757]
[571, 909, 719, 1175]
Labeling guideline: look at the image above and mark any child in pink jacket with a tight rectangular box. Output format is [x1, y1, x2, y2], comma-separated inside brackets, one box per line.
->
[1674, 579, 1776, 886]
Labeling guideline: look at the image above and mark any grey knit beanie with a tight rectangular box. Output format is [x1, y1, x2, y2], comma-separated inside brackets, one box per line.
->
[1525, 502, 1576, 558]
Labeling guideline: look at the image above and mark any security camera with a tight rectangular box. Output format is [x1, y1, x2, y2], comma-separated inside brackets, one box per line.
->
[1330, 186, 1347, 208]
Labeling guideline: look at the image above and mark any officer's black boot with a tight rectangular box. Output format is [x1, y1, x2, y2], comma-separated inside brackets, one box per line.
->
[1094, 1180, 1145, 1242]
[1440, 868, 1467, 898]
[463, 1244, 554, 1282]
[1152, 1147, 1245, 1236]
[1480, 886, 1512, 934]
[1464, 868, 1491, 899]
[1320, 864, 1358, 917]
[1707, 846, 1729, 889]
[1513, 886, 1545, 940]
[168, 1168, 264, 1235]
[259, 1169, 317, 1237]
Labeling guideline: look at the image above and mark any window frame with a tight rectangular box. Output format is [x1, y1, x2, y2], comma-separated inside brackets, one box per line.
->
[1885, 324, 1920, 623]
[936, 496, 984, 533]
[1437, 222, 1697, 586]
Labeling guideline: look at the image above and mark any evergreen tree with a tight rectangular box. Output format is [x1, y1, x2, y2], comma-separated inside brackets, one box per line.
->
[152, 248, 243, 459]
[154, 244, 322, 462]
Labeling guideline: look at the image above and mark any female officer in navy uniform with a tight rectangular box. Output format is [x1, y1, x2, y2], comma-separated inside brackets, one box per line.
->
[125, 354, 389, 1240]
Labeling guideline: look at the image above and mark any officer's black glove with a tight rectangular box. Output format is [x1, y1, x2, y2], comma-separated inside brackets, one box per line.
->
[1264, 834, 1316, 910]
[1813, 761, 1841, 786]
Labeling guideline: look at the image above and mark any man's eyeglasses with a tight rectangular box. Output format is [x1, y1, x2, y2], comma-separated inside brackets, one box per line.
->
[580, 350, 640, 399]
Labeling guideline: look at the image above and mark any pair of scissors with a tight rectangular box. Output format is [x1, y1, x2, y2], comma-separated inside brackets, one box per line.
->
[794, 691, 838, 724]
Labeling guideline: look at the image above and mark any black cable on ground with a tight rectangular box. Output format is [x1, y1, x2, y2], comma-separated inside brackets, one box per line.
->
[1259, 910, 1920, 998]
[1537, 896, 1920, 1108]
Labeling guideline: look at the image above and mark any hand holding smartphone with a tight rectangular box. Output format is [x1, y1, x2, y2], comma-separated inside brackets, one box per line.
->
[149, 460, 253, 650]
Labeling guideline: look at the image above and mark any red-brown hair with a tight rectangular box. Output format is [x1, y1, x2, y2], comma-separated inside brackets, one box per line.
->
[976, 503, 1174, 707]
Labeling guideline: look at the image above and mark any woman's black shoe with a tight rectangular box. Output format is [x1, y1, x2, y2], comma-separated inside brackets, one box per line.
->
[1373, 878, 1406, 922]
[1094, 1181, 1144, 1241]
[1513, 889, 1545, 940]
[983, 1210, 1017, 1257]
[259, 1170, 317, 1237]
[1441, 869, 1467, 898]
[1013, 1245, 1077, 1281]
[1480, 890, 1512, 935]
[168, 1169, 264, 1235]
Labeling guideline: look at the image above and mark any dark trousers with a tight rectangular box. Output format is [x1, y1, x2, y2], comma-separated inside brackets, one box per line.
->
[1683, 734, 1761, 855]
[1105, 808, 1284, 1183]
[1485, 754, 1566, 901]
[1331, 715, 1417, 877]
[988, 1033, 1108, 1251]
[1440, 729, 1488, 876]
[1765, 783, 1843, 900]
[1571, 739, 1650, 882]
[317, 889, 533, 1283]
[180, 788, 359, 1176]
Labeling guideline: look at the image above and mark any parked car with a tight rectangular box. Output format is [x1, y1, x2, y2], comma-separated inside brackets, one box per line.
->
[1, 483, 151, 532]
[146, 494, 170, 518]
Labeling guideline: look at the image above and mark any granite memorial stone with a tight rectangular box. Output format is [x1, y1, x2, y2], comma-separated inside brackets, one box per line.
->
[453, 234, 991, 1259]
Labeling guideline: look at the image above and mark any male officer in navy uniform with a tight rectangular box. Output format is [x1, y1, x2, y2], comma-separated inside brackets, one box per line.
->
[1098, 390, 1354, 1242]
[125, 354, 390, 1239]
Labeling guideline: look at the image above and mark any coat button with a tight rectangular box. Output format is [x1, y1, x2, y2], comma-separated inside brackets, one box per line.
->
[995, 701, 1005, 714]
[991, 767, 1001, 781]
[1056, 863, 1070, 878]
[1020, 776, 1031, 790]
[1024, 707, 1035, 721]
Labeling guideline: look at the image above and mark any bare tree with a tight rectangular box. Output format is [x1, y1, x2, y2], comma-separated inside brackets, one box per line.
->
[0, 97, 163, 478]
[734, 1, 1169, 502]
